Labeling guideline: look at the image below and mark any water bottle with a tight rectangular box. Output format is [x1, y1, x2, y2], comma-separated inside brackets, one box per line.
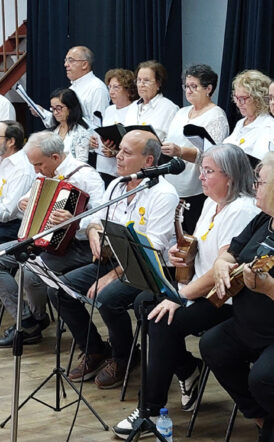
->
[156, 407, 173, 442]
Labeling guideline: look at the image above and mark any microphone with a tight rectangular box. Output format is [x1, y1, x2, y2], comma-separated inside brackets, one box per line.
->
[120, 157, 185, 183]
[94, 110, 103, 126]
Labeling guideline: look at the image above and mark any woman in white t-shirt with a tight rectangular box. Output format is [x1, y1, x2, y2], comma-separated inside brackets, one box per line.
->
[124, 59, 179, 142]
[224, 70, 274, 166]
[162, 64, 229, 234]
[50, 88, 92, 163]
[89, 69, 137, 186]
[113, 144, 260, 439]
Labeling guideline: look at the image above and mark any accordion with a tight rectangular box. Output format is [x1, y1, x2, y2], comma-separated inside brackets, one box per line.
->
[18, 177, 89, 254]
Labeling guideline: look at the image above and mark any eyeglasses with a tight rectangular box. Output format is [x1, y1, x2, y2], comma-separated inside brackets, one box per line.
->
[64, 57, 87, 64]
[136, 78, 156, 86]
[182, 83, 199, 92]
[232, 95, 251, 105]
[253, 180, 268, 190]
[108, 84, 122, 91]
[0, 135, 6, 138]
[50, 105, 67, 113]
[264, 95, 274, 104]
[199, 166, 222, 178]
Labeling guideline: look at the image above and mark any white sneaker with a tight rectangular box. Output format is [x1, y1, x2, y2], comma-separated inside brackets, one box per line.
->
[112, 408, 157, 439]
[178, 360, 204, 411]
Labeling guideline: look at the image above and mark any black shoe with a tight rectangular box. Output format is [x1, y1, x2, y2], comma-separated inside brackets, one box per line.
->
[0, 324, 42, 347]
[37, 313, 50, 331]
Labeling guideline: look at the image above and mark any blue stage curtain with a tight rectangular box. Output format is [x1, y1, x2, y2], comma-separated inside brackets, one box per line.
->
[218, 0, 274, 131]
[26, 0, 182, 133]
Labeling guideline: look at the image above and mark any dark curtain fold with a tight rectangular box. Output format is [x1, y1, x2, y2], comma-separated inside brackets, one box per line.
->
[26, 0, 182, 134]
[218, 0, 274, 131]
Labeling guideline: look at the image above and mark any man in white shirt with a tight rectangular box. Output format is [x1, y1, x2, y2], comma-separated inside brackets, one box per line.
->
[0, 130, 105, 347]
[39, 46, 109, 129]
[0, 121, 35, 242]
[48, 130, 179, 389]
[0, 95, 16, 120]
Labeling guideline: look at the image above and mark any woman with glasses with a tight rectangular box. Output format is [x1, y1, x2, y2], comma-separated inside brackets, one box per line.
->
[89, 68, 137, 186]
[124, 60, 179, 142]
[113, 144, 260, 439]
[224, 70, 274, 166]
[162, 64, 229, 234]
[200, 152, 274, 442]
[50, 88, 92, 162]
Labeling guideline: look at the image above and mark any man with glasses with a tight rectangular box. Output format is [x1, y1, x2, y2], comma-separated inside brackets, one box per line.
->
[35, 46, 109, 129]
[48, 130, 179, 389]
[0, 120, 35, 242]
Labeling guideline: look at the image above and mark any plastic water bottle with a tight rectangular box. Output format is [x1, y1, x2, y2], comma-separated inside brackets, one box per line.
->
[156, 407, 173, 441]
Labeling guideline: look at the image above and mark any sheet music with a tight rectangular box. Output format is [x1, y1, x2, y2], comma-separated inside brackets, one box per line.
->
[25, 256, 93, 305]
[15, 83, 46, 120]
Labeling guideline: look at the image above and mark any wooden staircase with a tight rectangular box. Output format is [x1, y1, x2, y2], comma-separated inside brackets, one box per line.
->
[0, 21, 27, 95]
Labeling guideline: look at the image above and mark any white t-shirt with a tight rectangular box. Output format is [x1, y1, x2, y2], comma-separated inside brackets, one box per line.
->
[165, 105, 229, 197]
[0, 94, 16, 120]
[43, 71, 109, 129]
[224, 113, 274, 160]
[124, 93, 179, 142]
[95, 104, 131, 176]
[83, 175, 179, 258]
[0, 150, 35, 222]
[192, 195, 260, 280]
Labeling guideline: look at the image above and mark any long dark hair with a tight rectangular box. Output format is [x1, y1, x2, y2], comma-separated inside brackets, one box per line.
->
[50, 88, 88, 131]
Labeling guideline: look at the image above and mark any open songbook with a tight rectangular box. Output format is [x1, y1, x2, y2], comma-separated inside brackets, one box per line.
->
[15, 83, 46, 120]
[183, 124, 215, 152]
[95, 123, 160, 147]
[101, 219, 184, 305]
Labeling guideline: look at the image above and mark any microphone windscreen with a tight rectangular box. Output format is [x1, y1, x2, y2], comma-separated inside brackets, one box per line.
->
[169, 157, 185, 175]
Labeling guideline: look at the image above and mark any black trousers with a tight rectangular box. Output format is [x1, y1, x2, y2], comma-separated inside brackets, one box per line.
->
[0, 219, 21, 243]
[200, 318, 274, 421]
[134, 293, 232, 415]
[48, 262, 141, 358]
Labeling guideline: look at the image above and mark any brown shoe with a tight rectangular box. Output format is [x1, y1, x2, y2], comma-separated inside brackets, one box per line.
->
[69, 342, 111, 382]
[95, 358, 127, 389]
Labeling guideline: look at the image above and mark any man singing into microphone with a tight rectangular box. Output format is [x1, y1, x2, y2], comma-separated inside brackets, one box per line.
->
[49, 130, 179, 389]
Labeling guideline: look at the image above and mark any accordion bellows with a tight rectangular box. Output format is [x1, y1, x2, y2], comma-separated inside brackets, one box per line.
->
[18, 178, 89, 254]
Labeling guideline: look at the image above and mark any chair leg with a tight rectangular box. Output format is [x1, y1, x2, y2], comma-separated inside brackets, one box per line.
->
[47, 296, 55, 322]
[186, 364, 210, 437]
[120, 320, 141, 401]
[0, 304, 5, 326]
[66, 338, 76, 376]
[224, 403, 238, 442]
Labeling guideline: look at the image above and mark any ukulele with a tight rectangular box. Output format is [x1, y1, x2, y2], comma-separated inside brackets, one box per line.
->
[174, 198, 198, 284]
[207, 255, 274, 308]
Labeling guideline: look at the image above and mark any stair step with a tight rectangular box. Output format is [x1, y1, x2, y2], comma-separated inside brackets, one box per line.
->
[9, 35, 27, 40]
[0, 51, 25, 56]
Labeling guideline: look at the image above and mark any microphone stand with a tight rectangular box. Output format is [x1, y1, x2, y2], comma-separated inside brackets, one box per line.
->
[0, 177, 159, 442]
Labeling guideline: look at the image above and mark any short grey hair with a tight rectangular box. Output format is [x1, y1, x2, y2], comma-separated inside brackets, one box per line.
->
[202, 143, 255, 203]
[143, 138, 161, 166]
[71, 46, 94, 69]
[24, 131, 64, 156]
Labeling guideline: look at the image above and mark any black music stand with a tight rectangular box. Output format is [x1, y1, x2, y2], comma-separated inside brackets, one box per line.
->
[102, 220, 184, 441]
[0, 255, 108, 437]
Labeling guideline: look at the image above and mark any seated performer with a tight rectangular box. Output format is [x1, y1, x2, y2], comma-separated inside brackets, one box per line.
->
[0, 130, 104, 347]
[200, 152, 274, 442]
[113, 143, 260, 439]
[0, 121, 35, 242]
[48, 129, 179, 389]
